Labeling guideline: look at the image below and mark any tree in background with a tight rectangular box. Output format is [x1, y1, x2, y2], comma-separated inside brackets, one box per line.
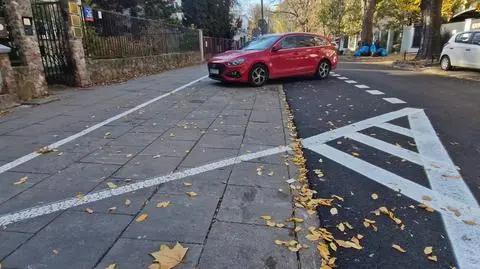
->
[142, 0, 177, 22]
[375, 0, 421, 30]
[247, 3, 273, 37]
[415, 0, 443, 59]
[182, 0, 238, 38]
[273, 0, 319, 32]
[361, 0, 379, 45]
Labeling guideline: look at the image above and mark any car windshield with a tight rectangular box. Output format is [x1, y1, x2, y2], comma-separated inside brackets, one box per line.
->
[242, 36, 281, 51]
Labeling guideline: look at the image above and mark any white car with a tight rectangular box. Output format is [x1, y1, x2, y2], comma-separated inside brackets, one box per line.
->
[440, 31, 480, 70]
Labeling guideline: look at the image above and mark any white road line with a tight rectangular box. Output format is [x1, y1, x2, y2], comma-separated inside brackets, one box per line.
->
[378, 122, 414, 138]
[383, 97, 407, 104]
[337, 77, 349, 80]
[0, 145, 291, 226]
[0, 75, 209, 175]
[409, 111, 480, 269]
[302, 107, 422, 147]
[331, 74, 340, 77]
[355, 85, 370, 89]
[365, 90, 384, 95]
[345, 80, 357, 84]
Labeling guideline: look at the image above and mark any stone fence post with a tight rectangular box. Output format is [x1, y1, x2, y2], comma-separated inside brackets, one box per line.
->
[0, 45, 16, 95]
[199, 29, 204, 62]
[4, 0, 48, 99]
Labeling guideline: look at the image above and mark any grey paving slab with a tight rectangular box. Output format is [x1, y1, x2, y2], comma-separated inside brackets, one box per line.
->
[176, 118, 214, 129]
[10, 150, 89, 174]
[129, 123, 171, 133]
[185, 109, 222, 119]
[217, 185, 293, 226]
[157, 168, 230, 194]
[0, 135, 30, 150]
[89, 125, 134, 140]
[59, 135, 109, 154]
[212, 114, 250, 126]
[122, 186, 223, 243]
[106, 132, 160, 147]
[228, 162, 290, 189]
[163, 127, 207, 141]
[239, 143, 288, 165]
[198, 221, 297, 269]
[3, 212, 62, 233]
[250, 109, 284, 124]
[220, 109, 251, 117]
[139, 139, 196, 157]
[33, 163, 120, 193]
[207, 124, 246, 135]
[141, 114, 187, 126]
[0, 231, 32, 260]
[113, 155, 183, 180]
[0, 172, 51, 204]
[1, 211, 133, 269]
[244, 122, 285, 146]
[196, 134, 243, 149]
[180, 147, 238, 167]
[94, 238, 202, 269]
[80, 145, 144, 165]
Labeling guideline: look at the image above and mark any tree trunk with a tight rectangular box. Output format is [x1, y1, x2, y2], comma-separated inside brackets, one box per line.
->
[361, 0, 376, 45]
[415, 0, 444, 60]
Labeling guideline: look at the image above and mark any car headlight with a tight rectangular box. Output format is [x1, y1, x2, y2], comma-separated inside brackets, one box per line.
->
[228, 58, 246, 66]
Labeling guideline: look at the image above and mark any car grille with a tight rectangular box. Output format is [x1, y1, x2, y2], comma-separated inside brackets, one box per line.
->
[208, 63, 226, 78]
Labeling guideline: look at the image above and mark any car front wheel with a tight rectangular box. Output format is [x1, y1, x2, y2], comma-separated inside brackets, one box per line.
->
[441, 55, 452, 71]
[249, 64, 268, 87]
[317, 60, 331, 79]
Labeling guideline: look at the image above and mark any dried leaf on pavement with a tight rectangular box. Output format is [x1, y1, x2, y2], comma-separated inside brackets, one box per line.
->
[136, 213, 148, 222]
[85, 208, 94, 214]
[462, 220, 477, 226]
[76, 193, 86, 200]
[36, 147, 58, 154]
[392, 244, 407, 253]
[156, 201, 170, 208]
[331, 195, 344, 201]
[286, 217, 304, 223]
[260, 215, 272, 220]
[337, 223, 345, 232]
[330, 208, 338, 216]
[266, 221, 276, 227]
[418, 203, 435, 212]
[422, 195, 432, 201]
[125, 199, 132, 206]
[268, 171, 274, 176]
[13, 176, 28, 185]
[371, 193, 379, 200]
[351, 152, 360, 157]
[428, 255, 438, 262]
[424, 246, 433, 255]
[107, 182, 118, 189]
[335, 239, 362, 250]
[150, 242, 188, 269]
[185, 191, 198, 198]
[105, 264, 116, 269]
[108, 207, 117, 212]
[183, 182, 192, 186]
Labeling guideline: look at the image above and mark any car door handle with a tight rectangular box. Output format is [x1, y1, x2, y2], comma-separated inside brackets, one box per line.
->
[466, 49, 471, 51]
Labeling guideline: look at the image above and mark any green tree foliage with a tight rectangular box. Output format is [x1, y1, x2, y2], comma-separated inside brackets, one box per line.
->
[142, 0, 177, 22]
[375, 0, 421, 30]
[317, 0, 362, 36]
[182, 0, 238, 38]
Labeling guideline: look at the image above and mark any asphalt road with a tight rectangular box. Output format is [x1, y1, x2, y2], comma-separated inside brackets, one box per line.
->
[283, 62, 480, 269]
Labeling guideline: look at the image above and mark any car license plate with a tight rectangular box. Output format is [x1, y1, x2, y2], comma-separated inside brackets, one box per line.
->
[209, 68, 220, 75]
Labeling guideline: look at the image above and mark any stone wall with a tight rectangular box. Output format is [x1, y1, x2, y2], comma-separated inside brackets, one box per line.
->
[87, 52, 201, 85]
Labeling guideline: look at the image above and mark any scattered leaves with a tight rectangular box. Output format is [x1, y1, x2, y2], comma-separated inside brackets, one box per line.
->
[286, 217, 304, 223]
[107, 182, 118, 189]
[156, 201, 170, 208]
[150, 242, 188, 269]
[13, 176, 28, 185]
[136, 213, 148, 222]
[392, 244, 407, 253]
[185, 191, 198, 198]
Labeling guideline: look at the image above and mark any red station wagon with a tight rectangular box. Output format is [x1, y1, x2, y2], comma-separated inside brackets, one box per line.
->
[207, 33, 338, 86]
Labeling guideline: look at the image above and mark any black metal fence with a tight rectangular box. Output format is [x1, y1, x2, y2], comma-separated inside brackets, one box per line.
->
[82, 8, 199, 59]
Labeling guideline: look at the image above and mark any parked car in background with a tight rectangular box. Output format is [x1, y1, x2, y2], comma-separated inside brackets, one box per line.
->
[440, 31, 480, 71]
[207, 33, 338, 86]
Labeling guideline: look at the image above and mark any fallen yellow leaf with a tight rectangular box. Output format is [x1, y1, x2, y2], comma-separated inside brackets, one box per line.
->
[125, 199, 132, 206]
[351, 152, 360, 157]
[294, 227, 302, 232]
[150, 242, 188, 269]
[136, 213, 148, 222]
[183, 182, 192, 187]
[317, 243, 330, 260]
[424, 246, 433, 255]
[331, 194, 344, 201]
[371, 193, 379, 200]
[268, 171, 274, 176]
[392, 244, 407, 253]
[329, 242, 337, 251]
[286, 217, 304, 223]
[185, 191, 198, 198]
[260, 215, 272, 220]
[274, 240, 283, 245]
[276, 223, 286, 228]
[422, 195, 433, 201]
[105, 264, 116, 269]
[107, 182, 118, 189]
[108, 207, 117, 212]
[463, 220, 477, 226]
[357, 234, 364, 240]
[13, 176, 28, 185]
[156, 201, 170, 208]
[335, 239, 362, 250]
[266, 220, 276, 227]
[330, 208, 338, 216]
[428, 255, 438, 262]
[344, 222, 353, 229]
[36, 147, 57, 154]
[337, 222, 345, 232]
[76, 193, 86, 200]
[85, 208, 94, 214]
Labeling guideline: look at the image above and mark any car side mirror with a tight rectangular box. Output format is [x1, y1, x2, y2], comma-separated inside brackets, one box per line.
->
[272, 44, 281, 52]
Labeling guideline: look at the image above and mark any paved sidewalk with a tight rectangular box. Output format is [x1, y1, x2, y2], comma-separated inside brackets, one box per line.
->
[0, 66, 315, 269]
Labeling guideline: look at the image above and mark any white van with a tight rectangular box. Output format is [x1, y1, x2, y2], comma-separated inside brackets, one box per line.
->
[440, 31, 480, 70]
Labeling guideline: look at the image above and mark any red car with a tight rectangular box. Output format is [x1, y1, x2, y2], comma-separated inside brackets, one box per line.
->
[207, 33, 338, 86]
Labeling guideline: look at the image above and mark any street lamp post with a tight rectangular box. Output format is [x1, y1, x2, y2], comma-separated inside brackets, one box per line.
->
[260, 0, 264, 35]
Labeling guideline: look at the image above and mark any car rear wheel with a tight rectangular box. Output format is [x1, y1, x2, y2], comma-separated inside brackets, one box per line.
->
[441, 55, 452, 71]
[317, 60, 331, 79]
[249, 64, 268, 87]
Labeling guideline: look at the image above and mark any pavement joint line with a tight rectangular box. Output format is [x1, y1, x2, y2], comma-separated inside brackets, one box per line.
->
[383, 97, 407, 104]
[0, 75, 209, 175]
[0, 145, 291, 227]
[365, 90, 385, 95]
